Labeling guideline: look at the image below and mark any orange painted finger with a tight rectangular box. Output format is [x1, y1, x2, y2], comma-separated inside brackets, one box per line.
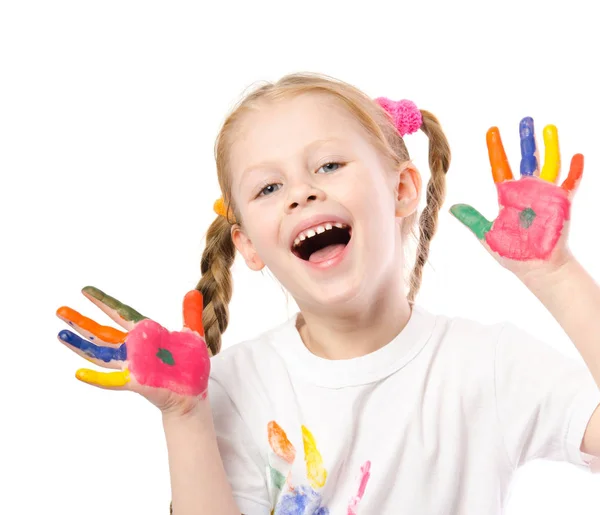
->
[561, 153, 584, 193]
[56, 306, 128, 344]
[486, 127, 514, 183]
[183, 290, 205, 337]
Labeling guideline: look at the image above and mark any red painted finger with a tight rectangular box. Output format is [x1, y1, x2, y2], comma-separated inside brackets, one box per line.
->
[560, 154, 584, 194]
[183, 290, 204, 337]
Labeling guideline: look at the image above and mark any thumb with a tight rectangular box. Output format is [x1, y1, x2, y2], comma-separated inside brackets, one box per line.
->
[449, 204, 493, 240]
[182, 290, 205, 337]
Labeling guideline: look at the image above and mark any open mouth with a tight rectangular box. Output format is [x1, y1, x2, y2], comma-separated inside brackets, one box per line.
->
[291, 222, 352, 262]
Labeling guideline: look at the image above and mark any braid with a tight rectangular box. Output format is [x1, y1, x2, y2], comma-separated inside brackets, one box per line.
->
[407, 110, 451, 303]
[196, 215, 236, 356]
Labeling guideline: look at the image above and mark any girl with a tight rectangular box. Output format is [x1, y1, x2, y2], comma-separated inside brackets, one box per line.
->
[56, 73, 600, 514]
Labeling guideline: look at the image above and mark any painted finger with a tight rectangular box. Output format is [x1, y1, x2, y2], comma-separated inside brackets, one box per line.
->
[58, 329, 127, 368]
[486, 127, 513, 183]
[561, 153, 584, 194]
[519, 117, 539, 177]
[82, 286, 145, 331]
[56, 306, 127, 346]
[539, 124, 561, 183]
[449, 204, 493, 240]
[75, 368, 131, 390]
[182, 290, 205, 337]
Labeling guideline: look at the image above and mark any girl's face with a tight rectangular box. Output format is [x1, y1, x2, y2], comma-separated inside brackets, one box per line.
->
[228, 93, 420, 313]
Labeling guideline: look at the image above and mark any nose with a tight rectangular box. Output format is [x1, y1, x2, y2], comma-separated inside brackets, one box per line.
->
[284, 182, 326, 213]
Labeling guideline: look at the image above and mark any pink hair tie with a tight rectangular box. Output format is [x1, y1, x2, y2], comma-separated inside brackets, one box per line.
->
[375, 97, 422, 137]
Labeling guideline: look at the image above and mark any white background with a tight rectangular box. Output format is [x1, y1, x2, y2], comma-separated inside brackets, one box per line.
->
[2, 0, 600, 513]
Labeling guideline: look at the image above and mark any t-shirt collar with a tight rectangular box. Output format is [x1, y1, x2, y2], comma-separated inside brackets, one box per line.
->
[268, 304, 437, 388]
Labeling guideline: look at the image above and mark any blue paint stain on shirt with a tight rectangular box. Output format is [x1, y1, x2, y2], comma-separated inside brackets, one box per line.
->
[274, 485, 329, 515]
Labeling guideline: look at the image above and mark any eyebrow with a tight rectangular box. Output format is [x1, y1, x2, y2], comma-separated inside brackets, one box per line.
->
[241, 137, 347, 179]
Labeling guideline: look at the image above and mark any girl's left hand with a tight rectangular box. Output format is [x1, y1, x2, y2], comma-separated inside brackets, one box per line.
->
[450, 117, 584, 279]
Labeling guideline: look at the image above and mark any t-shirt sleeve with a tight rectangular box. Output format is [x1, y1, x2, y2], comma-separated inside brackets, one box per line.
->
[208, 377, 272, 515]
[494, 322, 600, 472]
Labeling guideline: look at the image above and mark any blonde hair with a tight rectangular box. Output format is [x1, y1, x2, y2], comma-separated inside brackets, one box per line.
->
[196, 72, 451, 355]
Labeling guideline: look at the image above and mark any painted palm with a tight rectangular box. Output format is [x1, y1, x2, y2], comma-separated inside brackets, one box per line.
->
[56, 287, 211, 409]
[450, 117, 584, 266]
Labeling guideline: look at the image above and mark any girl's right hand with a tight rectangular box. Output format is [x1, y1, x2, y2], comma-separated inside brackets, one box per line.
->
[56, 286, 211, 417]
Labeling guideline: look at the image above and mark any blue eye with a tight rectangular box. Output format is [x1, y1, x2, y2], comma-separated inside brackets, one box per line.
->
[256, 162, 343, 198]
[258, 183, 281, 197]
[317, 162, 343, 174]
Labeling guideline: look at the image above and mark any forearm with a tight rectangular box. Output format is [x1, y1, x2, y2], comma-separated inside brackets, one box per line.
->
[163, 400, 240, 515]
[521, 255, 600, 387]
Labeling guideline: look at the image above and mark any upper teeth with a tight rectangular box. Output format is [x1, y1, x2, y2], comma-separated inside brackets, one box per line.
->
[293, 222, 348, 247]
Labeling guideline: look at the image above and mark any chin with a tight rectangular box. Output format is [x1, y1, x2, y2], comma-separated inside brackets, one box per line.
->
[294, 273, 367, 312]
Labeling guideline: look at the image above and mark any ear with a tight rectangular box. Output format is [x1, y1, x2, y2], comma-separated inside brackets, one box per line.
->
[231, 225, 265, 271]
[395, 162, 421, 217]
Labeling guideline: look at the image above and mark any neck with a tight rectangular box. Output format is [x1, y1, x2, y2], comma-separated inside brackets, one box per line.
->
[296, 279, 412, 360]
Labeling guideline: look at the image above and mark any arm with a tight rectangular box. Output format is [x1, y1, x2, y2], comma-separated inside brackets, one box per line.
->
[521, 256, 600, 457]
[56, 288, 255, 511]
[450, 118, 600, 460]
[522, 257, 600, 389]
[163, 400, 241, 515]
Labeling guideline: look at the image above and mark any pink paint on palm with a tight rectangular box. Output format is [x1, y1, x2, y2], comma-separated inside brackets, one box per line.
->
[486, 177, 571, 260]
[347, 461, 371, 515]
[127, 319, 211, 396]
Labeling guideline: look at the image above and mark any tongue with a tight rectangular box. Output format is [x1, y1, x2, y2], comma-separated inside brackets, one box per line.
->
[308, 244, 346, 263]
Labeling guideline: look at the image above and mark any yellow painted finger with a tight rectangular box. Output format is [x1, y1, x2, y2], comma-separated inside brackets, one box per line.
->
[539, 124, 561, 183]
[75, 368, 130, 388]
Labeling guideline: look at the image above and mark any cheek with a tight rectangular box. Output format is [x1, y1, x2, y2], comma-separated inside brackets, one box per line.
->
[245, 215, 283, 256]
[357, 181, 396, 226]
[360, 188, 401, 255]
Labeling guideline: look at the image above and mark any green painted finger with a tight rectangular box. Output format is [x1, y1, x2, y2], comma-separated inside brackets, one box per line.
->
[82, 286, 146, 324]
[449, 204, 493, 240]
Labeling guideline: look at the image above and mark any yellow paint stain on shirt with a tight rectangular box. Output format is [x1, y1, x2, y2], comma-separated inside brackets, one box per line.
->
[302, 425, 327, 489]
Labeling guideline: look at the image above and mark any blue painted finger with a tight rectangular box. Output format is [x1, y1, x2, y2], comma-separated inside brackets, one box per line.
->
[58, 330, 127, 363]
[519, 117, 538, 176]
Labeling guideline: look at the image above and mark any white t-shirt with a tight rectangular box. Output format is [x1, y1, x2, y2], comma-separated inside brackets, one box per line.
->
[208, 305, 600, 515]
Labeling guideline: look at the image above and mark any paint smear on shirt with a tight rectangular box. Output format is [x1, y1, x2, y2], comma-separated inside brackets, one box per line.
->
[274, 485, 329, 515]
[347, 461, 371, 515]
[270, 465, 287, 490]
[268, 421, 297, 463]
[302, 425, 327, 489]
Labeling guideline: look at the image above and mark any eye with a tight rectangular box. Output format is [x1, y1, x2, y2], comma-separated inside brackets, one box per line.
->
[257, 182, 281, 197]
[317, 161, 343, 174]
